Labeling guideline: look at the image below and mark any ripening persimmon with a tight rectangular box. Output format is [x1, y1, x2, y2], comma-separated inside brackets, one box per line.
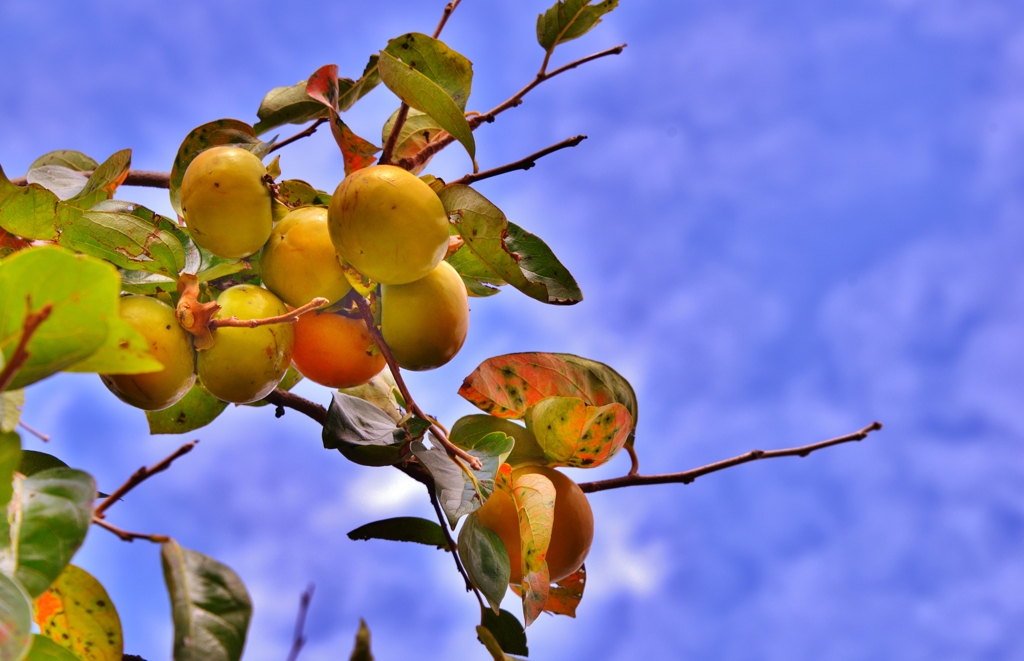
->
[197, 285, 294, 404]
[100, 295, 197, 411]
[475, 465, 594, 585]
[180, 146, 273, 259]
[328, 164, 449, 285]
[381, 260, 469, 371]
[291, 310, 385, 388]
[260, 206, 352, 307]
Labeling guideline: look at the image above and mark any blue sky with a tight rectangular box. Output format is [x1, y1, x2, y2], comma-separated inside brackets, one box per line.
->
[3, 0, 1024, 659]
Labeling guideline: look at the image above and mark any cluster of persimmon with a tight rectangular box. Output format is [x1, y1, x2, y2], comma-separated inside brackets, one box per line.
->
[101, 146, 470, 409]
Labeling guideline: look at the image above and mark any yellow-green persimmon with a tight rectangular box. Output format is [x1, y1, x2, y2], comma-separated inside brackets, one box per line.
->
[381, 260, 469, 371]
[259, 206, 352, 307]
[476, 465, 594, 585]
[197, 285, 294, 403]
[100, 296, 196, 410]
[180, 146, 273, 259]
[328, 165, 449, 285]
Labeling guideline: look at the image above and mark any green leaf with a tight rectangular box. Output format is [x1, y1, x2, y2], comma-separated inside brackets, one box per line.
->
[25, 635, 81, 661]
[459, 353, 638, 448]
[161, 539, 252, 661]
[59, 211, 187, 276]
[30, 151, 98, 173]
[481, 608, 528, 657]
[0, 468, 96, 598]
[347, 517, 449, 550]
[0, 165, 83, 241]
[0, 246, 121, 390]
[446, 244, 504, 297]
[33, 564, 123, 661]
[338, 368, 403, 423]
[411, 431, 514, 528]
[458, 513, 510, 612]
[348, 619, 374, 661]
[382, 33, 473, 111]
[16, 451, 67, 477]
[0, 432, 20, 510]
[322, 392, 403, 467]
[525, 396, 631, 469]
[536, 0, 619, 53]
[169, 120, 271, 217]
[146, 382, 228, 435]
[0, 572, 33, 661]
[253, 80, 327, 136]
[1, 389, 25, 433]
[24, 166, 89, 200]
[438, 185, 582, 305]
[476, 625, 517, 661]
[377, 50, 475, 163]
[276, 180, 332, 208]
[66, 150, 131, 210]
[380, 108, 446, 173]
[451, 415, 548, 469]
[61, 316, 163, 376]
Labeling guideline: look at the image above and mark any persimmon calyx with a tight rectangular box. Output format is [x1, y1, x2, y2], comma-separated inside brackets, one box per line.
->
[175, 274, 220, 351]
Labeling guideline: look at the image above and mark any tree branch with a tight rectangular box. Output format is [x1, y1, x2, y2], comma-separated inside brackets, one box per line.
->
[285, 584, 316, 661]
[432, 0, 462, 39]
[579, 422, 883, 494]
[268, 118, 328, 155]
[449, 135, 586, 186]
[94, 441, 198, 517]
[92, 516, 169, 543]
[0, 302, 53, 392]
[378, 104, 410, 166]
[209, 297, 328, 330]
[264, 389, 328, 425]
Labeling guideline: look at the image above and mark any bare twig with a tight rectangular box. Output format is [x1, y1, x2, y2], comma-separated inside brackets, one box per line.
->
[284, 584, 316, 661]
[449, 135, 586, 186]
[579, 422, 884, 494]
[18, 420, 49, 442]
[10, 170, 171, 189]
[210, 297, 328, 330]
[268, 118, 328, 155]
[264, 389, 328, 425]
[353, 296, 483, 470]
[94, 441, 198, 517]
[432, 0, 462, 39]
[0, 302, 53, 392]
[427, 485, 485, 610]
[92, 516, 169, 543]
[378, 104, 411, 166]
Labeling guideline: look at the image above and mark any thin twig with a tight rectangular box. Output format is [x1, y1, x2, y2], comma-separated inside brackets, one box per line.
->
[10, 170, 171, 188]
[432, 0, 462, 39]
[397, 44, 626, 171]
[353, 296, 483, 470]
[92, 516, 169, 543]
[210, 297, 328, 330]
[94, 441, 198, 517]
[18, 420, 49, 442]
[0, 302, 53, 392]
[579, 422, 883, 494]
[449, 135, 586, 186]
[626, 444, 640, 476]
[268, 118, 328, 155]
[378, 104, 410, 166]
[284, 584, 316, 661]
[427, 485, 485, 610]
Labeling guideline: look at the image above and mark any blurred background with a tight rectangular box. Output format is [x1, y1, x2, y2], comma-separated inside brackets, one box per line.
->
[3, 0, 1024, 658]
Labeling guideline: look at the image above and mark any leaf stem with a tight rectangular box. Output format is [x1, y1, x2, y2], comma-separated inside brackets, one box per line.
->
[0, 301, 53, 392]
[18, 420, 50, 442]
[378, 104, 410, 166]
[285, 584, 316, 661]
[448, 134, 586, 186]
[578, 422, 884, 494]
[92, 516, 169, 543]
[428, 483, 485, 610]
[94, 441, 198, 517]
[210, 297, 328, 330]
[268, 117, 328, 155]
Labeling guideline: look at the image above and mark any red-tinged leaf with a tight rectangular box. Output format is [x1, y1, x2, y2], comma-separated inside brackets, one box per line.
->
[0, 229, 30, 258]
[329, 114, 380, 175]
[68, 149, 131, 209]
[306, 64, 341, 109]
[459, 353, 638, 446]
[512, 472, 554, 626]
[544, 565, 585, 617]
[495, 462, 513, 492]
[526, 397, 631, 468]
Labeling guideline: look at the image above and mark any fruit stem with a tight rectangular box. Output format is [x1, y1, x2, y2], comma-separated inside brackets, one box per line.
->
[353, 295, 484, 470]
[210, 297, 329, 329]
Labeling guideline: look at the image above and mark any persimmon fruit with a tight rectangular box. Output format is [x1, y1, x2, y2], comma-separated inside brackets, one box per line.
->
[291, 310, 385, 388]
[260, 206, 352, 307]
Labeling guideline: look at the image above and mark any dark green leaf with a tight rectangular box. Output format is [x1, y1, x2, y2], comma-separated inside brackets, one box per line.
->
[29, 151, 98, 173]
[0, 389, 25, 433]
[481, 608, 528, 657]
[0, 468, 96, 598]
[446, 244, 504, 297]
[438, 185, 581, 305]
[347, 517, 449, 550]
[59, 210, 186, 276]
[383, 33, 473, 111]
[536, 0, 619, 52]
[0, 573, 33, 661]
[377, 50, 475, 163]
[322, 393, 403, 467]
[67, 150, 131, 210]
[146, 382, 228, 435]
[25, 635, 81, 661]
[349, 619, 374, 661]
[0, 165, 83, 241]
[0, 432, 19, 509]
[161, 539, 252, 661]
[253, 80, 327, 136]
[458, 513, 510, 612]
[24, 166, 89, 200]
[16, 451, 67, 477]
[412, 431, 514, 528]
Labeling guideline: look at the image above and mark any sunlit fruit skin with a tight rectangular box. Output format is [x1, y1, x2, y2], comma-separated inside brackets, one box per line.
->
[328, 164, 449, 285]
[381, 260, 469, 371]
[259, 206, 352, 307]
[197, 285, 294, 404]
[100, 296, 197, 411]
[291, 310, 385, 388]
[180, 146, 273, 259]
[476, 465, 594, 585]
[452, 415, 548, 467]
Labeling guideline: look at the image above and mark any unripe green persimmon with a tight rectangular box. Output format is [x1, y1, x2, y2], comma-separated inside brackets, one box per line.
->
[328, 165, 449, 285]
[197, 285, 294, 404]
[181, 146, 273, 259]
[100, 296, 196, 411]
[381, 260, 469, 371]
[260, 206, 352, 307]
[476, 465, 594, 585]
[451, 415, 548, 467]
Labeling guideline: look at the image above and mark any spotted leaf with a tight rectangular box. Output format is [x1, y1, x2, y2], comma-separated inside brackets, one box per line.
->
[511, 472, 554, 626]
[33, 564, 123, 661]
[526, 396, 631, 468]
